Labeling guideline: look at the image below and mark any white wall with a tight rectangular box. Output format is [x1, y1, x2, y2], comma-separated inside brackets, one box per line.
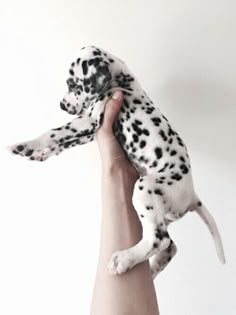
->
[0, 1, 235, 314]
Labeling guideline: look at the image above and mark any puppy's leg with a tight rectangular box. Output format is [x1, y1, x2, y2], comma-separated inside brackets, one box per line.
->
[150, 240, 177, 279]
[8, 98, 106, 161]
[8, 121, 96, 161]
[108, 176, 171, 275]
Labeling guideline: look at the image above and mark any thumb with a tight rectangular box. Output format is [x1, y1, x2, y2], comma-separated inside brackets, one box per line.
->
[101, 90, 123, 133]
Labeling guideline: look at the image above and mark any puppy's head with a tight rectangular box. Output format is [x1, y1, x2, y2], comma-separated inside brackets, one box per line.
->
[60, 46, 112, 115]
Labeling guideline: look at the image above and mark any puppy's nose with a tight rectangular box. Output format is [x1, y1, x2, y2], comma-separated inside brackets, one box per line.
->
[60, 102, 66, 111]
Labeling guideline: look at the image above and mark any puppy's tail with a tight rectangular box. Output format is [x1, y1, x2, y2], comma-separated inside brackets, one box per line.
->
[192, 196, 226, 264]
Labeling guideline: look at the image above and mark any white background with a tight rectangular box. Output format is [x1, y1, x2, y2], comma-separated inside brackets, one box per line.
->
[0, 1, 235, 314]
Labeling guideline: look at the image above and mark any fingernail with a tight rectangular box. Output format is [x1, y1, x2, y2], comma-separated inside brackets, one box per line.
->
[112, 91, 121, 100]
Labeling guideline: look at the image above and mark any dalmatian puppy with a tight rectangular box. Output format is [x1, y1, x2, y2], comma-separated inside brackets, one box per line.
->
[8, 46, 226, 278]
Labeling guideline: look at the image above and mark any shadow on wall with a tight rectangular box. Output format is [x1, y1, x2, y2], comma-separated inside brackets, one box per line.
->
[153, 73, 235, 164]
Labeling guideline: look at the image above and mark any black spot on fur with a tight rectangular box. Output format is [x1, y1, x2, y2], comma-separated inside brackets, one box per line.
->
[180, 164, 189, 174]
[154, 189, 163, 195]
[155, 147, 163, 159]
[155, 228, 169, 241]
[146, 107, 155, 114]
[142, 129, 150, 136]
[134, 119, 142, 125]
[93, 50, 102, 56]
[65, 135, 72, 140]
[52, 127, 62, 131]
[88, 59, 95, 66]
[158, 163, 169, 173]
[132, 134, 139, 143]
[140, 140, 146, 149]
[177, 136, 184, 147]
[82, 60, 88, 75]
[168, 126, 175, 136]
[133, 98, 142, 104]
[63, 139, 77, 148]
[132, 123, 142, 136]
[159, 129, 168, 141]
[151, 117, 162, 126]
[171, 173, 182, 181]
[170, 150, 177, 156]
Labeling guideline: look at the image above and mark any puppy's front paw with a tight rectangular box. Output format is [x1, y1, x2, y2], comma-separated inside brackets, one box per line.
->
[108, 250, 135, 275]
[8, 136, 60, 162]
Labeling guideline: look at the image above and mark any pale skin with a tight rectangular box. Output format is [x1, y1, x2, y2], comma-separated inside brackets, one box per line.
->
[90, 90, 159, 315]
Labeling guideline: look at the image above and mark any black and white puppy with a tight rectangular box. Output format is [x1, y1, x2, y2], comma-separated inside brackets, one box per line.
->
[8, 46, 226, 278]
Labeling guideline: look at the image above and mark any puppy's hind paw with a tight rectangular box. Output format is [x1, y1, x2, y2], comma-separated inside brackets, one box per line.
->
[107, 250, 135, 275]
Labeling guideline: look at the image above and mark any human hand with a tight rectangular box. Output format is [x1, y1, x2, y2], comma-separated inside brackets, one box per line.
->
[96, 90, 138, 186]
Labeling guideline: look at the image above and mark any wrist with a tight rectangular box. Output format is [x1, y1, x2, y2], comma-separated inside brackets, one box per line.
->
[102, 163, 138, 186]
[101, 166, 137, 207]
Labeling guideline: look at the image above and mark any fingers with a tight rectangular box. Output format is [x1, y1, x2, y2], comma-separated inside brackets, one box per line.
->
[97, 90, 126, 165]
[100, 90, 123, 135]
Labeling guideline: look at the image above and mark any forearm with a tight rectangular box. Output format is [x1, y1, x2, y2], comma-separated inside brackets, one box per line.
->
[99, 168, 142, 259]
[90, 168, 159, 315]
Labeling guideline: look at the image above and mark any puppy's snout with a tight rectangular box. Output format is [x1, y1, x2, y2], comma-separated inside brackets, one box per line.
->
[60, 102, 66, 111]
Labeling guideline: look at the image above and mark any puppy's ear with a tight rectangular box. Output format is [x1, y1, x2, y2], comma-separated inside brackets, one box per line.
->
[94, 62, 112, 93]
